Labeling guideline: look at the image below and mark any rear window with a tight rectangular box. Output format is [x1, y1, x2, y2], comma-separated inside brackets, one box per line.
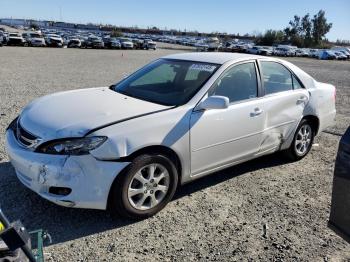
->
[261, 61, 293, 95]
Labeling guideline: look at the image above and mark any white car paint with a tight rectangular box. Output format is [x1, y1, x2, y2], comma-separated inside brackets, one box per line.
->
[5, 53, 336, 210]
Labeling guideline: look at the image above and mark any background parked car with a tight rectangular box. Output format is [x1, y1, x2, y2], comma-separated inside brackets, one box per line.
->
[22, 32, 46, 47]
[67, 38, 82, 48]
[45, 34, 63, 47]
[308, 49, 319, 58]
[6, 32, 27, 46]
[118, 37, 134, 49]
[109, 38, 121, 49]
[194, 41, 209, 52]
[295, 49, 309, 57]
[132, 39, 143, 49]
[273, 47, 295, 56]
[142, 39, 157, 50]
[333, 51, 347, 60]
[331, 47, 350, 59]
[247, 46, 272, 55]
[81, 36, 104, 49]
[318, 50, 337, 60]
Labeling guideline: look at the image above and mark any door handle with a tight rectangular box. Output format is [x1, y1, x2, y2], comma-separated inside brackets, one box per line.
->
[297, 96, 308, 103]
[251, 108, 263, 117]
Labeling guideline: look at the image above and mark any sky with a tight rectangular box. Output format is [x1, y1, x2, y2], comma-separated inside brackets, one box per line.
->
[1, 0, 349, 41]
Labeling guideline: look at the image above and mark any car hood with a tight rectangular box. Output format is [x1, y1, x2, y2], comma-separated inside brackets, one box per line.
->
[32, 37, 44, 41]
[19, 87, 170, 141]
[49, 37, 62, 41]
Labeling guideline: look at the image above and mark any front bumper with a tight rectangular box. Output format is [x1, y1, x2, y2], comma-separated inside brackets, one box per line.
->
[31, 41, 46, 47]
[5, 129, 129, 210]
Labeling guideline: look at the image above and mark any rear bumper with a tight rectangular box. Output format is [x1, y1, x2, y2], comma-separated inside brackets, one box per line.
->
[319, 109, 336, 134]
[5, 129, 129, 210]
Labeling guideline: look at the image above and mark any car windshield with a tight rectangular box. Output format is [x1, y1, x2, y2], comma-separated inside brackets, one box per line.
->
[112, 59, 220, 106]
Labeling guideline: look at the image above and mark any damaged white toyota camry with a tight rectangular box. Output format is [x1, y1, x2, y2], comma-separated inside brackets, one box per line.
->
[6, 53, 336, 219]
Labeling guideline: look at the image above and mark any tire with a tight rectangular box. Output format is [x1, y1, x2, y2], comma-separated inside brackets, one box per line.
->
[109, 154, 178, 219]
[284, 119, 314, 161]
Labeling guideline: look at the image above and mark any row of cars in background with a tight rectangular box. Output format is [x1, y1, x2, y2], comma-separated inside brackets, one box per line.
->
[1, 27, 349, 60]
[217, 42, 350, 60]
[0, 29, 157, 50]
[153, 34, 350, 61]
[243, 44, 350, 60]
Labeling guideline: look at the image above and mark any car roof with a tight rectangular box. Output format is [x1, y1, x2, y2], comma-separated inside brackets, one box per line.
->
[163, 52, 264, 65]
[163, 52, 317, 89]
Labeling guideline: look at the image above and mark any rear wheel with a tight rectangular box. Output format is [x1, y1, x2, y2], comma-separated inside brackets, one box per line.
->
[109, 154, 178, 219]
[284, 119, 314, 161]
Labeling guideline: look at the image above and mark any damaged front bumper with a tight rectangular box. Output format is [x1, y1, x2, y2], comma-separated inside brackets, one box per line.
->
[5, 129, 130, 210]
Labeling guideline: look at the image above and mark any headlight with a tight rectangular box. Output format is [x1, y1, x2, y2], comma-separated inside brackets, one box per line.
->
[36, 136, 107, 155]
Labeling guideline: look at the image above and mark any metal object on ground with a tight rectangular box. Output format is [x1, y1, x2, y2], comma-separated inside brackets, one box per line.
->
[0, 207, 48, 262]
[329, 126, 350, 243]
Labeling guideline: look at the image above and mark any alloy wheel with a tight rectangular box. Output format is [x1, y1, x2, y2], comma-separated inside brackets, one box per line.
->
[295, 124, 312, 156]
[127, 163, 170, 211]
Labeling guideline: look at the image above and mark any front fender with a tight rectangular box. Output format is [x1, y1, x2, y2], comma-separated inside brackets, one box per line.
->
[89, 106, 193, 182]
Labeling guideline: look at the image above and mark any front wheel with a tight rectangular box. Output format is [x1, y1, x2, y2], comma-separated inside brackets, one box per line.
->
[109, 154, 178, 219]
[284, 119, 314, 161]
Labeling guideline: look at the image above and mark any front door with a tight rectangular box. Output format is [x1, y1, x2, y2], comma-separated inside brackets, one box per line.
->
[190, 61, 265, 176]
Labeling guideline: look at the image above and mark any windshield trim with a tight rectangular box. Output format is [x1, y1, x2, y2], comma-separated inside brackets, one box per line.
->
[111, 58, 221, 106]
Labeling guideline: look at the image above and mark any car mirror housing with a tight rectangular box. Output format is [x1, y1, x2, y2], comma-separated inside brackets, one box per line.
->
[197, 96, 229, 110]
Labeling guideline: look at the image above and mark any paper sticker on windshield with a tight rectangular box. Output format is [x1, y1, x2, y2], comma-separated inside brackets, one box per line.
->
[190, 64, 216, 72]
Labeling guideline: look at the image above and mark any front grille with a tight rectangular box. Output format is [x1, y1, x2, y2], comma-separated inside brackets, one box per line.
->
[9, 39, 23, 44]
[16, 121, 40, 148]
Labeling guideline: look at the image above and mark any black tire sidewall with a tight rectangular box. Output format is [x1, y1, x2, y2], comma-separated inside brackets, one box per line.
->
[111, 154, 178, 219]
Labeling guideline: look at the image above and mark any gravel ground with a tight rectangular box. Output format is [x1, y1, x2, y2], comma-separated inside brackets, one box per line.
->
[0, 46, 349, 261]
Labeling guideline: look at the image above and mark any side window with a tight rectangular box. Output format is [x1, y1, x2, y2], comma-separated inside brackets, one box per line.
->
[210, 62, 258, 103]
[292, 75, 303, 89]
[130, 64, 177, 86]
[260, 61, 293, 95]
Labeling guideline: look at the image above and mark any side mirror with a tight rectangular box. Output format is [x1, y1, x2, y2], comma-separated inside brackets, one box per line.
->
[197, 96, 229, 110]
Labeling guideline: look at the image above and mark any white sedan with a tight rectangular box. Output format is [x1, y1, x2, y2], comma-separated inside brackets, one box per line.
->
[5, 53, 336, 219]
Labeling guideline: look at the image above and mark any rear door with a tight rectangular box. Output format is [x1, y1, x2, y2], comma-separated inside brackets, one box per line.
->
[257, 60, 310, 153]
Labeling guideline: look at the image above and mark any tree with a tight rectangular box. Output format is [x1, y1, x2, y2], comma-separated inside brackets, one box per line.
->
[256, 29, 284, 46]
[30, 22, 39, 30]
[282, 10, 332, 47]
[312, 10, 332, 45]
[110, 30, 123, 37]
[301, 14, 312, 47]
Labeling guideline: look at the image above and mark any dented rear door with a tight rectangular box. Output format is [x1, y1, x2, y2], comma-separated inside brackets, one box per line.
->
[258, 60, 310, 153]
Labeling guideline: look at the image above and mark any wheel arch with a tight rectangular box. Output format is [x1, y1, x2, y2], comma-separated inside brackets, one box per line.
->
[302, 115, 320, 135]
[106, 145, 183, 210]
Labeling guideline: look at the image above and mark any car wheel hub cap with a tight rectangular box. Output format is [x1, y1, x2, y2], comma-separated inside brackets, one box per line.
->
[127, 163, 170, 211]
[295, 124, 312, 156]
